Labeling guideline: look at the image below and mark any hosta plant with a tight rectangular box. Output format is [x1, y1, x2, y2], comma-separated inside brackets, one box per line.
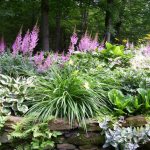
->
[103, 89, 150, 116]
[0, 74, 34, 116]
[99, 42, 132, 68]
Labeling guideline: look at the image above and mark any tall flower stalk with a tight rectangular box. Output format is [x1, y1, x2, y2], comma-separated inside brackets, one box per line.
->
[29, 24, 39, 53]
[0, 37, 6, 54]
[12, 29, 22, 56]
[21, 30, 30, 55]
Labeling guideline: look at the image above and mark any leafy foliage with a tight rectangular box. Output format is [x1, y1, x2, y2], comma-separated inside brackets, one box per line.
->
[101, 88, 150, 117]
[99, 42, 132, 69]
[9, 116, 61, 150]
[0, 53, 36, 77]
[27, 66, 102, 127]
[0, 74, 34, 116]
[99, 117, 150, 150]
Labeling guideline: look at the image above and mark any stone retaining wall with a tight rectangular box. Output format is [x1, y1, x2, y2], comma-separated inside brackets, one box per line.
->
[1, 116, 150, 150]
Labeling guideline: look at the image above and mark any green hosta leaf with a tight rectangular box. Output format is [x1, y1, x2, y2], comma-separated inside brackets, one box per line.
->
[113, 46, 124, 56]
[105, 42, 113, 50]
[137, 88, 147, 99]
[1, 107, 11, 115]
[145, 98, 150, 109]
[108, 89, 124, 104]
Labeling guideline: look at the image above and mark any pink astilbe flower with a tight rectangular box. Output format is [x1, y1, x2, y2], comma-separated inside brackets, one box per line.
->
[78, 33, 91, 52]
[34, 51, 44, 65]
[68, 32, 78, 54]
[98, 45, 104, 51]
[126, 40, 130, 49]
[29, 25, 39, 53]
[142, 44, 150, 56]
[21, 30, 30, 55]
[89, 34, 99, 51]
[0, 37, 6, 54]
[71, 33, 78, 45]
[61, 52, 70, 62]
[43, 55, 52, 70]
[130, 42, 134, 49]
[12, 29, 22, 56]
[68, 44, 74, 54]
[53, 52, 58, 62]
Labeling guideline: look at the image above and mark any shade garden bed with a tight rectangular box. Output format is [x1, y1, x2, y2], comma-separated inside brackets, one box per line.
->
[0, 29, 150, 150]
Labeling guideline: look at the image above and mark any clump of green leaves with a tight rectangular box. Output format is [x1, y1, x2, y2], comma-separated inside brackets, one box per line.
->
[9, 116, 61, 150]
[101, 88, 150, 117]
[0, 53, 36, 77]
[99, 42, 132, 68]
[0, 74, 34, 116]
[27, 66, 102, 127]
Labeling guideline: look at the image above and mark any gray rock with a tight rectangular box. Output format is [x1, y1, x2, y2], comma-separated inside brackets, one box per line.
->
[57, 143, 76, 150]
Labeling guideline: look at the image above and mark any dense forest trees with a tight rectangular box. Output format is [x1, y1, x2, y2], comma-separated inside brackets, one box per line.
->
[0, 0, 149, 51]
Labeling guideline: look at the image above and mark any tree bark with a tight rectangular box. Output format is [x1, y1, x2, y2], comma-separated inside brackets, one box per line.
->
[55, 0, 62, 51]
[105, 0, 113, 43]
[80, 1, 89, 35]
[41, 0, 49, 51]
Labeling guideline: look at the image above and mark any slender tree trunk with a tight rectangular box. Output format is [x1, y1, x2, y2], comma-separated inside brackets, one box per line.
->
[105, 0, 113, 43]
[41, 0, 49, 51]
[55, 0, 62, 51]
[80, 1, 89, 35]
[114, 0, 127, 39]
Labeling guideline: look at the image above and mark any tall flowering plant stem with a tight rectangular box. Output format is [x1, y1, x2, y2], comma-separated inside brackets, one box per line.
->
[29, 24, 39, 53]
[21, 30, 30, 55]
[0, 37, 6, 54]
[12, 28, 22, 56]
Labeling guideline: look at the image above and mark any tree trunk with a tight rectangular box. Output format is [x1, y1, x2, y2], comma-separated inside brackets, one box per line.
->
[80, 1, 89, 35]
[55, 0, 62, 51]
[114, 0, 127, 39]
[41, 0, 49, 51]
[105, 0, 113, 43]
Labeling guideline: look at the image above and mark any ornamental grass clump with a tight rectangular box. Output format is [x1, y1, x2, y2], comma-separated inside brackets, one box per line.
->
[27, 66, 101, 127]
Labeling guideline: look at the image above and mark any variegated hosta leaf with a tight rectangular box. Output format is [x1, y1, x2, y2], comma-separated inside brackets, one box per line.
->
[17, 104, 28, 114]
[0, 74, 34, 115]
[1, 107, 11, 115]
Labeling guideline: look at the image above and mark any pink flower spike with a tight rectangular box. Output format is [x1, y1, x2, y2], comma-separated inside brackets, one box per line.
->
[78, 33, 91, 52]
[70, 33, 78, 45]
[53, 52, 58, 62]
[43, 55, 52, 69]
[61, 52, 70, 62]
[34, 51, 44, 65]
[12, 29, 22, 56]
[68, 44, 74, 54]
[21, 30, 30, 55]
[0, 37, 6, 54]
[29, 24, 39, 53]
[98, 45, 104, 51]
